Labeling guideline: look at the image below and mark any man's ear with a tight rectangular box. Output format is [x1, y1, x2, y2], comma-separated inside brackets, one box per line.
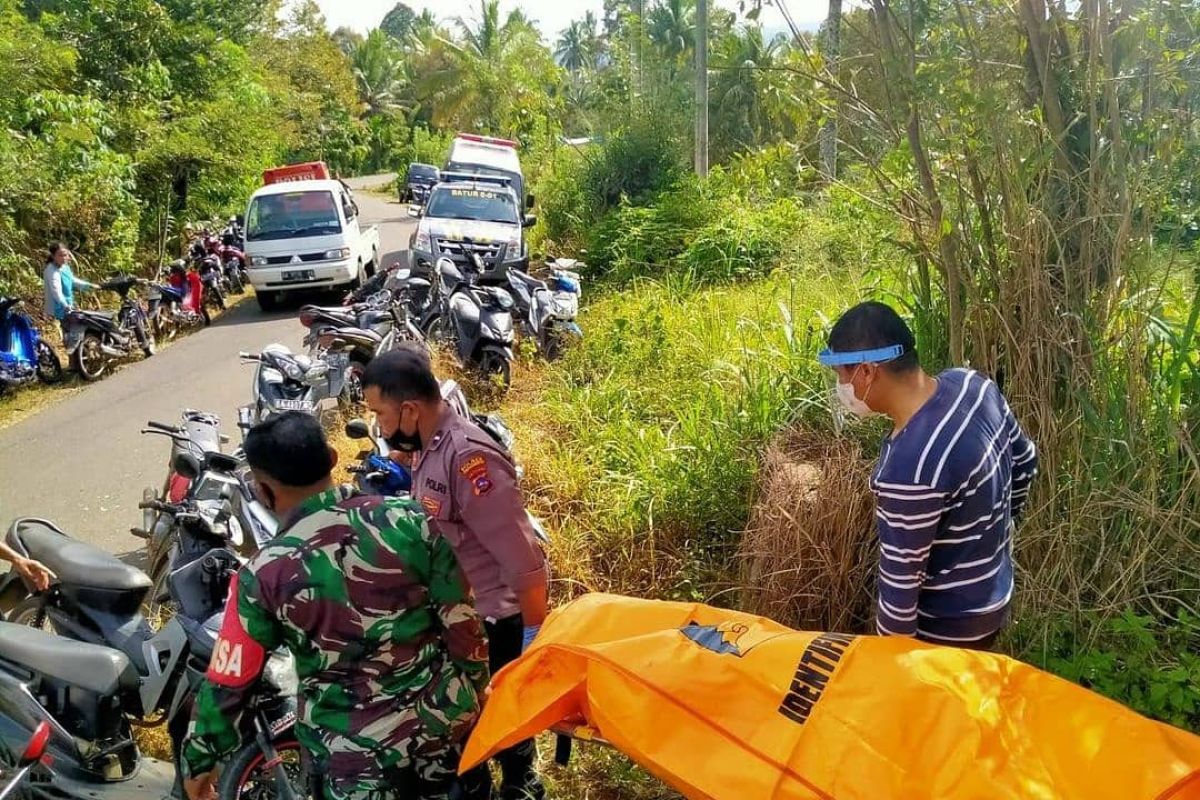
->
[328, 446, 339, 471]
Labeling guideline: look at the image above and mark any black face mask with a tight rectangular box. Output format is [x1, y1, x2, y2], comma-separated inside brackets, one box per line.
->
[385, 407, 423, 453]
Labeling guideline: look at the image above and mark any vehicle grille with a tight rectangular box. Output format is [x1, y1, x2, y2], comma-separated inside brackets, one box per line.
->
[265, 252, 331, 265]
[435, 239, 504, 267]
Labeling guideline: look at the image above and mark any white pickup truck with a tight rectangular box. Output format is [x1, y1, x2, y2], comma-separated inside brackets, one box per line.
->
[242, 179, 381, 311]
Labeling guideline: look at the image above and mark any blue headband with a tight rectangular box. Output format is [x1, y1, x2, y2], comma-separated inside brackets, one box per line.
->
[817, 344, 904, 367]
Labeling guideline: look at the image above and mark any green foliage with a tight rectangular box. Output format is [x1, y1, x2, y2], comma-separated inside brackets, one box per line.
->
[1022, 611, 1200, 730]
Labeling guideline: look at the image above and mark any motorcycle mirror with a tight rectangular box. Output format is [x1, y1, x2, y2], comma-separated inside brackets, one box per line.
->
[407, 205, 421, 218]
[345, 419, 371, 440]
[172, 451, 201, 481]
[20, 721, 51, 766]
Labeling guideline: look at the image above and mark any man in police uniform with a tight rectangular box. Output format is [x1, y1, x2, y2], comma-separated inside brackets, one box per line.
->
[363, 346, 548, 800]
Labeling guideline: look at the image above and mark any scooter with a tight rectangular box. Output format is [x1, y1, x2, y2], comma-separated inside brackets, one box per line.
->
[344, 419, 412, 496]
[238, 343, 347, 429]
[507, 259, 584, 360]
[0, 298, 62, 394]
[63, 276, 154, 381]
[420, 255, 515, 389]
[0, 523, 301, 800]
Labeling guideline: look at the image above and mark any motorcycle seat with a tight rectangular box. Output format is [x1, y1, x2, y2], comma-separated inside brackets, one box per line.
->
[0, 620, 136, 696]
[7, 519, 151, 593]
[69, 309, 114, 323]
[331, 326, 383, 345]
[509, 269, 546, 292]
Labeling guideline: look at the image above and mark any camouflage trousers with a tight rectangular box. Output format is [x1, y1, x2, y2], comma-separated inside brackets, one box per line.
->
[310, 736, 463, 800]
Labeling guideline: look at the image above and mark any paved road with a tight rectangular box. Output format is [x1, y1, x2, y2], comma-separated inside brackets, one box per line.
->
[0, 181, 414, 559]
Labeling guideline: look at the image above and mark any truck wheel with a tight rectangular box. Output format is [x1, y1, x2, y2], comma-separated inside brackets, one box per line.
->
[256, 291, 278, 312]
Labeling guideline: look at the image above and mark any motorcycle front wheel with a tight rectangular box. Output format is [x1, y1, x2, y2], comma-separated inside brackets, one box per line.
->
[34, 341, 63, 384]
[477, 345, 512, 391]
[218, 739, 307, 800]
[71, 333, 107, 381]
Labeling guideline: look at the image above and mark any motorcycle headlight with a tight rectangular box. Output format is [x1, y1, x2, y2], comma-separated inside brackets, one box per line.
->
[251, 256, 268, 267]
[282, 361, 304, 382]
[414, 229, 432, 252]
[323, 248, 350, 261]
[552, 294, 578, 317]
[264, 651, 299, 696]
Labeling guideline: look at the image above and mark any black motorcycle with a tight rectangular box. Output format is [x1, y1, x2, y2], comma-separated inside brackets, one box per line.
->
[0, 524, 302, 800]
[62, 275, 154, 381]
[419, 254, 515, 389]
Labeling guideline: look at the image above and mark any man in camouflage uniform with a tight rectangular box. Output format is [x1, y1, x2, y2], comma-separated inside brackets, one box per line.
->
[181, 411, 488, 800]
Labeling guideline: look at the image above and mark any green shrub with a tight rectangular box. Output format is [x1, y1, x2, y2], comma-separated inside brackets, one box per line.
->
[1019, 611, 1200, 731]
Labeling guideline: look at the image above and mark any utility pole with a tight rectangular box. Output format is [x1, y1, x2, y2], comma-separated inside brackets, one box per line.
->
[695, 0, 709, 176]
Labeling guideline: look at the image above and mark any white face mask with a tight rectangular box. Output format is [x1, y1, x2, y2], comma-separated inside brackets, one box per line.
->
[835, 368, 877, 418]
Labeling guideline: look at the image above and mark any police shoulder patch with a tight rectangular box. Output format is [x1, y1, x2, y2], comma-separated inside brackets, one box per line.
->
[459, 453, 489, 482]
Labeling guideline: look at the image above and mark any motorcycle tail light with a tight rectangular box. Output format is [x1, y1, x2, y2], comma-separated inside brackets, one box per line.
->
[299, 310, 316, 328]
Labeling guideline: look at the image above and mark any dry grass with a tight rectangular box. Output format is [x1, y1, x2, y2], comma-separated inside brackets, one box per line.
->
[737, 427, 877, 633]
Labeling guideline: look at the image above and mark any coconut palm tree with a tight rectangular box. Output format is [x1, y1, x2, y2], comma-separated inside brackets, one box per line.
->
[556, 20, 592, 72]
[350, 29, 409, 117]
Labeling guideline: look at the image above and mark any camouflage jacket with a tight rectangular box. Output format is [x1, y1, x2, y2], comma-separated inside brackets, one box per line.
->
[180, 485, 489, 785]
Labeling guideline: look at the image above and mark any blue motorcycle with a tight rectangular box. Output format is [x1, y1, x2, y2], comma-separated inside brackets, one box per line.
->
[344, 418, 412, 495]
[0, 297, 62, 394]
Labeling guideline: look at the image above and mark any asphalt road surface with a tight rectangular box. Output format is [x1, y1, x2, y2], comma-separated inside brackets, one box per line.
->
[0, 174, 413, 559]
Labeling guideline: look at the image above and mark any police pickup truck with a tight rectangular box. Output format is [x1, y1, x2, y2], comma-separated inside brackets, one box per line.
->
[407, 174, 536, 282]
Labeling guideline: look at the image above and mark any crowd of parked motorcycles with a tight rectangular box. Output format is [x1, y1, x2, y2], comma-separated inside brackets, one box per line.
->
[0, 235, 583, 796]
[0, 219, 249, 393]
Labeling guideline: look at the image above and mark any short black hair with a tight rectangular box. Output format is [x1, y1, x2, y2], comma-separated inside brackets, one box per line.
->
[48, 242, 65, 258]
[827, 301, 920, 373]
[361, 344, 440, 402]
[243, 411, 332, 487]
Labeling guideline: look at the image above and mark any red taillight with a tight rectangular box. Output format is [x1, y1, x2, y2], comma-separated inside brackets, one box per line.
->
[299, 310, 317, 328]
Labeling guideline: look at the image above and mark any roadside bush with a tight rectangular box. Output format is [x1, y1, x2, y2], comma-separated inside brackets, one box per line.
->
[501, 271, 860, 601]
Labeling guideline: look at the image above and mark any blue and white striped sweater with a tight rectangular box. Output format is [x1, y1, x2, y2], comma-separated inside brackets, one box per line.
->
[872, 368, 1037, 643]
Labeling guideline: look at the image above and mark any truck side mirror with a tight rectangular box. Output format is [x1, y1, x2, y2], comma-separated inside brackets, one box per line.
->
[526, 194, 536, 209]
[523, 214, 538, 228]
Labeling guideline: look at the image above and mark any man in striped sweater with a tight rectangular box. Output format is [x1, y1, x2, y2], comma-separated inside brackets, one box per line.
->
[819, 302, 1037, 649]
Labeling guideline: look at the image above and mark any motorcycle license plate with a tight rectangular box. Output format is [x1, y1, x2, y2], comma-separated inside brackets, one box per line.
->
[282, 269, 314, 283]
[275, 399, 315, 412]
[326, 351, 349, 369]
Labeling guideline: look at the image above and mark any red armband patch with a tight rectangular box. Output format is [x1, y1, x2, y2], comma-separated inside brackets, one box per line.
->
[206, 572, 267, 689]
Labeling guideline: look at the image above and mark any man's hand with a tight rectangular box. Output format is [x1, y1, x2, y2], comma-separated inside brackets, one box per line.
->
[14, 558, 55, 592]
[184, 772, 217, 800]
[388, 449, 414, 467]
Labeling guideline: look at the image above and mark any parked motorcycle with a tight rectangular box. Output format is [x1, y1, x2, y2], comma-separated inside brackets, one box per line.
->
[189, 243, 226, 313]
[0, 523, 301, 800]
[238, 343, 347, 429]
[507, 259, 584, 360]
[343, 419, 412, 496]
[419, 255, 515, 389]
[133, 415, 277, 618]
[0, 298, 62, 394]
[62, 276, 154, 381]
[146, 270, 205, 343]
[210, 227, 247, 295]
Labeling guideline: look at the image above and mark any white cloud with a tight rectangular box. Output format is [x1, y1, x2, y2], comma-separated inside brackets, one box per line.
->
[309, 0, 832, 40]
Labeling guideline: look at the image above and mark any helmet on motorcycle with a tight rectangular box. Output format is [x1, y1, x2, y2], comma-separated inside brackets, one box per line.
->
[168, 259, 187, 275]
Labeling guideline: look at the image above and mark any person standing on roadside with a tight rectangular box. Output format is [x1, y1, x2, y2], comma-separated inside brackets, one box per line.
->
[362, 346, 548, 800]
[42, 242, 96, 338]
[820, 301, 1037, 650]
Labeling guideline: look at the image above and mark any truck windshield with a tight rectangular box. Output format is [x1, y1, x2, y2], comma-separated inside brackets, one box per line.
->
[426, 187, 518, 224]
[246, 191, 342, 241]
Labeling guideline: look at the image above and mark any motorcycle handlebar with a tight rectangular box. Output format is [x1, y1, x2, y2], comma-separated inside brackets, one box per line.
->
[239, 352, 261, 362]
[138, 499, 179, 513]
[146, 420, 179, 433]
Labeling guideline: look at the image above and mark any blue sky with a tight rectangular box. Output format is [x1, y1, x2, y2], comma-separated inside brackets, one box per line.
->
[311, 0, 832, 40]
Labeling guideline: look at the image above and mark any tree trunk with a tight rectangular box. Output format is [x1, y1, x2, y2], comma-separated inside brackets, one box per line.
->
[819, 0, 843, 181]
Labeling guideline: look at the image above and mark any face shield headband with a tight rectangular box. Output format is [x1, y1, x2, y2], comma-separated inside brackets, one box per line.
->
[817, 344, 905, 367]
